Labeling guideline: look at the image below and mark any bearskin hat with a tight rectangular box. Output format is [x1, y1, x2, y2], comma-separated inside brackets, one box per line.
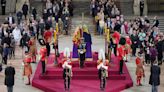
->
[119, 37, 126, 45]
[45, 24, 51, 30]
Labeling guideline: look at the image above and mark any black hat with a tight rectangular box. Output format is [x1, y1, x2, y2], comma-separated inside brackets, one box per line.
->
[45, 24, 51, 30]
[119, 37, 126, 45]
[38, 39, 46, 46]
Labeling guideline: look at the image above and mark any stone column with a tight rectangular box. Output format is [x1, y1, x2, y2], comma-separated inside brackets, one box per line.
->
[16, 0, 30, 12]
[143, 0, 148, 16]
[133, 0, 140, 16]
[133, 0, 148, 16]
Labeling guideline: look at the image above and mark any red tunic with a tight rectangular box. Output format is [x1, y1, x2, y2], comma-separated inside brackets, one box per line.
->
[40, 47, 47, 61]
[28, 40, 33, 46]
[136, 57, 141, 65]
[126, 36, 132, 45]
[24, 55, 32, 63]
[112, 31, 120, 44]
[43, 30, 52, 43]
[117, 45, 126, 61]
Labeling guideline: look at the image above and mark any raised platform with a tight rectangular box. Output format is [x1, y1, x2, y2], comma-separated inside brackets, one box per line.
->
[32, 52, 133, 92]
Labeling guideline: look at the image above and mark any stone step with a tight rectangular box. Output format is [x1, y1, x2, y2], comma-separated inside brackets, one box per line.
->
[73, 0, 90, 16]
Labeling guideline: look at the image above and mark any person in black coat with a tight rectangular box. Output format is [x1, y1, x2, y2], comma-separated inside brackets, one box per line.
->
[16, 11, 23, 25]
[130, 30, 138, 56]
[149, 61, 160, 92]
[152, 16, 159, 28]
[156, 37, 164, 65]
[32, 7, 37, 20]
[22, 2, 29, 20]
[4, 65, 15, 92]
[140, 0, 144, 16]
[1, 0, 6, 15]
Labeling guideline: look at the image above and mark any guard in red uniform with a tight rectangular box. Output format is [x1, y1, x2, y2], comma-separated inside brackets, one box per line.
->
[43, 25, 52, 57]
[136, 56, 145, 86]
[125, 36, 132, 62]
[39, 39, 47, 75]
[112, 31, 120, 56]
[23, 51, 32, 85]
[28, 36, 37, 63]
[117, 37, 126, 74]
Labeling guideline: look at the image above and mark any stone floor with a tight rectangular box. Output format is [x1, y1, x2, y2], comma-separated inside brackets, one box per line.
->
[0, 34, 163, 92]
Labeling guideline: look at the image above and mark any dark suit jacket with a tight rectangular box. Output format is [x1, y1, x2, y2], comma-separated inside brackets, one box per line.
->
[149, 65, 160, 86]
[22, 4, 28, 15]
[5, 66, 15, 87]
[1, 0, 6, 6]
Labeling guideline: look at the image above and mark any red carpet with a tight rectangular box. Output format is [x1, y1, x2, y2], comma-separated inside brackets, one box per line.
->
[32, 52, 133, 92]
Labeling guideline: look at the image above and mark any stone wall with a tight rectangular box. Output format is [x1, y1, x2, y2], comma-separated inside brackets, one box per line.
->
[0, 0, 16, 14]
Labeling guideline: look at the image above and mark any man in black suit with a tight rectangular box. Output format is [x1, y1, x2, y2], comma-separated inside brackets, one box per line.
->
[149, 61, 161, 92]
[22, 2, 28, 20]
[140, 0, 144, 16]
[1, 0, 6, 15]
[78, 38, 86, 68]
[4, 65, 15, 92]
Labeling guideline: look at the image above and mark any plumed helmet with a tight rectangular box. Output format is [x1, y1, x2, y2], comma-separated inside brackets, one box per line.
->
[98, 49, 105, 63]
[64, 47, 70, 58]
[119, 37, 126, 45]
[38, 39, 46, 46]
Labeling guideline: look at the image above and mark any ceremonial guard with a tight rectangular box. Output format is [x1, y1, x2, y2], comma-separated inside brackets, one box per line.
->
[97, 49, 109, 91]
[125, 36, 132, 62]
[23, 51, 32, 85]
[104, 25, 110, 59]
[111, 31, 120, 56]
[136, 55, 145, 86]
[72, 27, 81, 58]
[78, 38, 86, 68]
[53, 27, 59, 65]
[82, 25, 92, 59]
[43, 25, 52, 57]
[117, 37, 126, 74]
[62, 48, 72, 91]
[39, 39, 47, 75]
[28, 36, 37, 63]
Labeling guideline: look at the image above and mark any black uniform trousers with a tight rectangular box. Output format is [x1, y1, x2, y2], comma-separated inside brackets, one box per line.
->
[119, 60, 124, 74]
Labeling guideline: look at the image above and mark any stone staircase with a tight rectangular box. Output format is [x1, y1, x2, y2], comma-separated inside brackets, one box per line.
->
[73, 0, 90, 17]
[30, 0, 44, 15]
[119, 0, 133, 16]
[0, 0, 16, 14]
[71, 16, 95, 34]
[125, 16, 164, 33]
[71, 0, 95, 34]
